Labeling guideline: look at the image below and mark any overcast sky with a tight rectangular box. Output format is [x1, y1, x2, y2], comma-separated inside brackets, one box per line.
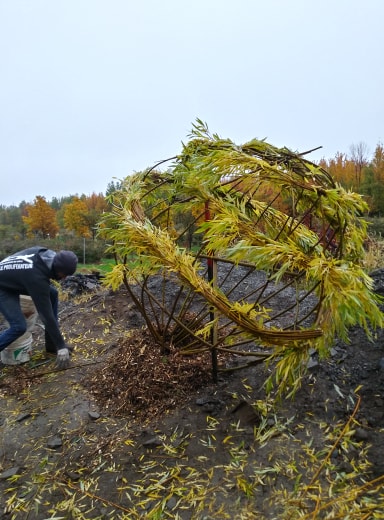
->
[0, 0, 383, 206]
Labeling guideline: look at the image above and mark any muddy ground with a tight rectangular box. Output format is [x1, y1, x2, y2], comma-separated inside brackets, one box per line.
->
[0, 272, 384, 519]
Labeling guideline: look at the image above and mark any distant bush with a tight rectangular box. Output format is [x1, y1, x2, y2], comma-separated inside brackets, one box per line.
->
[366, 217, 384, 237]
[0, 238, 42, 259]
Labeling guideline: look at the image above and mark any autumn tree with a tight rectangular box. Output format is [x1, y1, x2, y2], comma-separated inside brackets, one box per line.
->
[319, 152, 356, 189]
[349, 141, 369, 188]
[63, 197, 90, 237]
[83, 192, 109, 239]
[22, 196, 59, 238]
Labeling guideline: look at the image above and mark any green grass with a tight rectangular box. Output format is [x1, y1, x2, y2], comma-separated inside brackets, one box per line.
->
[77, 258, 115, 275]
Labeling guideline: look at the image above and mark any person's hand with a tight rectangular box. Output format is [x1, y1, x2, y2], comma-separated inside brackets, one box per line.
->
[56, 347, 70, 369]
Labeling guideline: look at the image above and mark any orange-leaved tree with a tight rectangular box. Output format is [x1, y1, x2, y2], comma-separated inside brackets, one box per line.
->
[63, 193, 108, 238]
[319, 152, 356, 189]
[22, 196, 59, 238]
[84, 192, 109, 239]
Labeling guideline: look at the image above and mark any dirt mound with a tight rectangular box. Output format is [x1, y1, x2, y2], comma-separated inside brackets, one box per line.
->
[84, 330, 214, 420]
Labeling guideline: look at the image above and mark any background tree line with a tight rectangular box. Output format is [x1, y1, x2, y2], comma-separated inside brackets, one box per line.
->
[1, 141, 384, 261]
[0, 181, 122, 262]
[317, 141, 384, 236]
[319, 142, 384, 215]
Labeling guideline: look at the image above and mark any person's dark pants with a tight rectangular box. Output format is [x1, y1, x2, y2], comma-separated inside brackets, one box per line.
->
[0, 290, 27, 352]
[0, 286, 59, 354]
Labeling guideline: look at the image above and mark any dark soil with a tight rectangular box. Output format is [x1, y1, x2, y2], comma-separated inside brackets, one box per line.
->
[0, 272, 384, 519]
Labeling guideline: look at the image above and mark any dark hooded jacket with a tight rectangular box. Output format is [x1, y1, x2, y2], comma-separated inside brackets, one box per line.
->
[0, 246, 68, 349]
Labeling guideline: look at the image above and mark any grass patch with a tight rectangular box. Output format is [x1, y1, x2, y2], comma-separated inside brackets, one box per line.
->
[77, 258, 115, 275]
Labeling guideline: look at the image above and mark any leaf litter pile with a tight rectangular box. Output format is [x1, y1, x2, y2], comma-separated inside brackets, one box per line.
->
[83, 328, 215, 421]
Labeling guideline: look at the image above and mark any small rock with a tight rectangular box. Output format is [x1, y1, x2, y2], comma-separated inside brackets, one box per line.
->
[330, 450, 339, 461]
[307, 357, 319, 369]
[196, 396, 221, 406]
[142, 437, 163, 448]
[167, 496, 178, 510]
[353, 427, 369, 442]
[88, 411, 101, 420]
[0, 466, 21, 480]
[16, 412, 32, 422]
[47, 436, 63, 449]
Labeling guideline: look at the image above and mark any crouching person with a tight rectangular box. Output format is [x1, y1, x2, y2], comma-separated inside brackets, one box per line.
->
[0, 246, 78, 368]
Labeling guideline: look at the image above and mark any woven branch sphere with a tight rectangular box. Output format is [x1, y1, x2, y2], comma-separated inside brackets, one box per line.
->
[102, 122, 382, 366]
